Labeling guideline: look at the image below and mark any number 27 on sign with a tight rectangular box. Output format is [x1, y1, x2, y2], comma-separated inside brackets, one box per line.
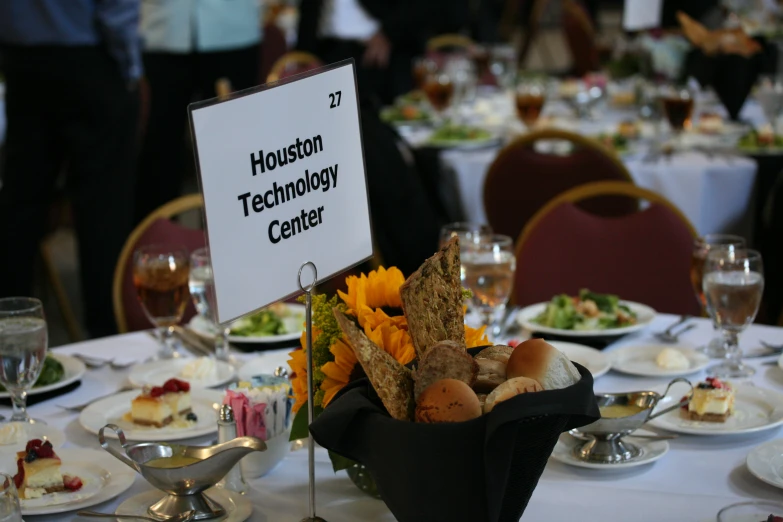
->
[329, 91, 341, 109]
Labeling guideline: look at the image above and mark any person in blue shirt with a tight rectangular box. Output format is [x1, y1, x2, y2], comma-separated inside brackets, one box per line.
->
[0, 0, 142, 338]
[134, 0, 262, 222]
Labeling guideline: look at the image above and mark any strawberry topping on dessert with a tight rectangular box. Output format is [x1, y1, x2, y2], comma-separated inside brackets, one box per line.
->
[150, 379, 190, 398]
[63, 474, 83, 492]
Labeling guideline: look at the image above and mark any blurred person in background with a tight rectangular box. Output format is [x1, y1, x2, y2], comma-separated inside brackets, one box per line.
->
[297, 0, 469, 106]
[135, 0, 262, 222]
[0, 0, 141, 338]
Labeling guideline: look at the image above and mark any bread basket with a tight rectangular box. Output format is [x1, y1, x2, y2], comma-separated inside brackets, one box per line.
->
[310, 362, 599, 522]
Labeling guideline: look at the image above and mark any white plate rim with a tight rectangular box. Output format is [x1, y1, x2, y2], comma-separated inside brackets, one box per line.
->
[128, 358, 235, 389]
[189, 304, 305, 344]
[79, 388, 223, 441]
[746, 438, 783, 489]
[550, 430, 669, 469]
[648, 383, 783, 436]
[548, 341, 611, 379]
[516, 300, 656, 337]
[608, 344, 711, 377]
[17, 448, 136, 516]
[0, 353, 86, 400]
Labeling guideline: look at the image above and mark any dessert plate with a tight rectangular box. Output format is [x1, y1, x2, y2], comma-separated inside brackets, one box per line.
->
[746, 438, 783, 489]
[516, 301, 656, 338]
[608, 344, 710, 377]
[0, 353, 86, 400]
[116, 488, 251, 522]
[648, 381, 783, 436]
[128, 357, 235, 389]
[549, 430, 669, 469]
[0, 422, 65, 456]
[549, 342, 610, 379]
[79, 388, 223, 441]
[188, 303, 305, 344]
[0, 448, 135, 516]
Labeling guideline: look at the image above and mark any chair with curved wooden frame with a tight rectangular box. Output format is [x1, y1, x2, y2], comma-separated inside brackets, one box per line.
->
[483, 128, 636, 243]
[513, 181, 701, 316]
[267, 51, 323, 83]
[112, 194, 206, 333]
[426, 34, 475, 53]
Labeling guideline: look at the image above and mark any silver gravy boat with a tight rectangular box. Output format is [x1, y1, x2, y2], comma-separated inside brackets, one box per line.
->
[99, 424, 266, 520]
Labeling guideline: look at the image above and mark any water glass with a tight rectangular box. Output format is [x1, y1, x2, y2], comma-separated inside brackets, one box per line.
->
[133, 244, 190, 359]
[462, 235, 516, 338]
[0, 297, 47, 424]
[0, 474, 22, 522]
[489, 45, 517, 90]
[690, 234, 746, 357]
[757, 75, 783, 129]
[189, 247, 230, 362]
[439, 222, 493, 286]
[703, 248, 764, 378]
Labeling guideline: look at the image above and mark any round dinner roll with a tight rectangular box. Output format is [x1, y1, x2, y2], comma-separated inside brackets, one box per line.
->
[473, 358, 506, 393]
[483, 377, 543, 413]
[506, 338, 581, 390]
[415, 379, 483, 423]
[475, 345, 514, 364]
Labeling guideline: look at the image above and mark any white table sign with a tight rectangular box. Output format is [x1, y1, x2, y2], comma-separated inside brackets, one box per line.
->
[189, 61, 373, 323]
[623, 0, 662, 31]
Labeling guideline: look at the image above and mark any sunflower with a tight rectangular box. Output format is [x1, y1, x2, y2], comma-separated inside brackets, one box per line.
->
[320, 338, 357, 407]
[338, 267, 405, 327]
[365, 320, 417, 366]
[465, 324, 490, 348]
[287, 348, 309, 413]
[359, 307, 408, 331]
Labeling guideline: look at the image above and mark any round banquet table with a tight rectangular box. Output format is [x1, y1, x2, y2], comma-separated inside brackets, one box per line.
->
[26, 314, 783, 522]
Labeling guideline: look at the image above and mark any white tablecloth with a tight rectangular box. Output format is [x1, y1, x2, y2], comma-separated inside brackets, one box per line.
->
[21, 315, 783, 521]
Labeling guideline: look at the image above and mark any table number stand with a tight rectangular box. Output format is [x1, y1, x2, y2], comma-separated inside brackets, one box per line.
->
[298, 261, 328, 522]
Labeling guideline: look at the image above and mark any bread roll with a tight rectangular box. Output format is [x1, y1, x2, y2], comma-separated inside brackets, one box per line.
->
[473, 358, 506, 393]
[415, 379, 482, 423]
[506, 338, 581, 390]
[483, 377, 543, 413]
[413, 340, 477, 400]
[475, 345, 514, 364]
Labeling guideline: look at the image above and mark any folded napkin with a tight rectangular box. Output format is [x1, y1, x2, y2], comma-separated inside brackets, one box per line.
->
[0, 380, 81, 407]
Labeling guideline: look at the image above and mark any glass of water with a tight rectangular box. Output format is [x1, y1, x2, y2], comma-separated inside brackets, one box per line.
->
[189, 248, 230, 361]
[0, 474, 21, 522]
[462, 235, 516, 338]
[703, 247, 764, 378]
[0, 297, 48, 424]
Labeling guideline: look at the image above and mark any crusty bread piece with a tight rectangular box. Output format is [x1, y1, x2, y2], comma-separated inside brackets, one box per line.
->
[413, 340, 477, 400]
[484, 377, 543, 413]
[334, 310, 414, 421]
[475, 345, 514, 364]
[400, 237, 466, 359]
[473, 358, 506, 394]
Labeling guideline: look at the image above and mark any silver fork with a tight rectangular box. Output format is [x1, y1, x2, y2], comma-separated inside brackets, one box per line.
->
[56, 386, 135, 412]
[654, 315, 694, 343]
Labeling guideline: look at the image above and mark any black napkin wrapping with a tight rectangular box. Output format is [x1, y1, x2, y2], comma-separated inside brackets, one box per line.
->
[0, 380, 82, 407]
[685, 50, 762, 120]
[310, 364, 599, 522]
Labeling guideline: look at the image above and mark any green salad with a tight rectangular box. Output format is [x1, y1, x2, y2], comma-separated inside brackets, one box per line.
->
[0, 355, 64, 391]
[533, 289, 637, 330]
[429, 124, 492, 143]
[380, 104, 430, 124]
[230, 303, 302, 338]
[595, 133, 629, 153]
[737, 129, 783, 150]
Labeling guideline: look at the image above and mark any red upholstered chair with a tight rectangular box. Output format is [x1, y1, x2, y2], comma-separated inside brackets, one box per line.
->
[483, 128, 636, 243]
[562, 0, 600, 76]
[113, 195, 205, 333]
[513, 182, 701, 316]
[266, 51, 323, 83]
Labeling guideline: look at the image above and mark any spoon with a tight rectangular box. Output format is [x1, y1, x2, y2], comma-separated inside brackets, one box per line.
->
[654, 315, 693, 343]
[76, 509, 195, 521]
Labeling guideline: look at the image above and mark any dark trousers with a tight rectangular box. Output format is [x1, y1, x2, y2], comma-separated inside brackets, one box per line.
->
[135, 45, 259, 222]
[0, 45, 138, 337]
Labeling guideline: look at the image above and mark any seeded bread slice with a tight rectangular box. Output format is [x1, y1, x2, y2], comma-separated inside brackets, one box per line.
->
[413, 340, 478, 400]
[400, 237, 465, 359]
[334, 310, 414, 421]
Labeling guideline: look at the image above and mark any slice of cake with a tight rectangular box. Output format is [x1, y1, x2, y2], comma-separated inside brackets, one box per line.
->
[13, 439, 82, 499]
[680, 377, 734, 422]
[131, 378, 192, 427]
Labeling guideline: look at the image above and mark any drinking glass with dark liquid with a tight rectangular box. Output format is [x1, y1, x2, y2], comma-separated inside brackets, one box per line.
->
[515, 79, 546, 128]
[412, 57, 438, 91]
[659, 85, 694, 137]
[423, 72, 454, 115]
[133, 244, 190, 359]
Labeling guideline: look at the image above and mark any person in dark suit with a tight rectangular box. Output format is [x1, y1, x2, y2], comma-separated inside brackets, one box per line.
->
[297, 0, 469, 105]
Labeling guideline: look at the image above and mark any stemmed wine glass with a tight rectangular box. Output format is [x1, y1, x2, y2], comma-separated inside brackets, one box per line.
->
[690, 234, 746, 357]
[423, 69, 455, 122]
[756, 75, 783, 129]
[515, 77, 547, 129]
[412, 56, 438, 91]
[439, 222, 493, 286]
[462, 234, 516, 339]
[133, 244, 190, 359]
[0, 474, 22, 522]
[659, 84, 694, 147]
[489, 45, 517, 90]
[703, 247, 764, 378]
[444, 55, 477, 123]
[0, 298, 47, 425]
[189, 247, 230, 362]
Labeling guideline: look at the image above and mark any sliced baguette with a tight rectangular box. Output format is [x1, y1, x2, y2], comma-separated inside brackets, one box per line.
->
[400, 236, 466, 359]
[333, 310, 414, 421]
[413, 340, 477, 400]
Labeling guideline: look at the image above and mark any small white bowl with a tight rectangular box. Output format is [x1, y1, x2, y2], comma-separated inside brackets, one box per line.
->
[241, 429, 291, 478]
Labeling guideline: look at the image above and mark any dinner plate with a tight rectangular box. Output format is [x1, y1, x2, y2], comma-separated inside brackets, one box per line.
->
[425, 131, 502, 150]
[647, 381, 783, 436]
[128, 357, 235, 389]
[79, 388, 223, 441]
[550, 430, 669, 469]
[0, 448, 135, 516]
[116, 488, 251, 522]
[608, 344, 710, 377]
[0, 353, 86, 400]
[188, 303, 305, 344]
[516, 301, 656, 338]
[0, 423, 65, 456]
[548, 341, 610, 379]
[746, 438, 783, 489]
